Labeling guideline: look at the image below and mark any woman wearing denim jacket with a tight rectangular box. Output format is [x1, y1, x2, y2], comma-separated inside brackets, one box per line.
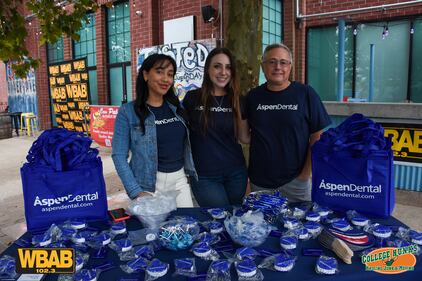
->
[112, 54, 197, 207]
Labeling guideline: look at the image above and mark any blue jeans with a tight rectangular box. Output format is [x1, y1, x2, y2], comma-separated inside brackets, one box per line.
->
[191, 167, 248, 207]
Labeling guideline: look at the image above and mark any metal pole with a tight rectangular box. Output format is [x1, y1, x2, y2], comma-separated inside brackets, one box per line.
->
[369, 44, 375, 102]
[296, 0, 422, 19]
[337, 19, 345, 102]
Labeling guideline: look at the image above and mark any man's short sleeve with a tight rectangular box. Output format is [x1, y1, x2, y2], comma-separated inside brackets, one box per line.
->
[308, 86, 331, 133]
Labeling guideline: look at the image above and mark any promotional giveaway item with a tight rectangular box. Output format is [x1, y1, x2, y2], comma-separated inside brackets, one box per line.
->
[312, 113, 395, 217]
[258, 253, 297, 272]
[21, 128, 108, 232]
[326, 227, 375, 251]
[174, 258, 197, 277]
[0, 255, 17, 279]
[318, 228, 354, 264]
[224, 210, 272, 247]
[235, 259, 264, 281]
[280, 233, 298, 250]
[315, 256, 338, 275]
[158, 219, 200, 250]
[127, 191, 177, 229]
[207, 259, 232, 281]
[242, 191, 288, 224]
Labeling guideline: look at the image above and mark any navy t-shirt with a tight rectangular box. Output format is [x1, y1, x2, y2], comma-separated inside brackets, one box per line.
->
[244, 81, 331, 188]
[183, 89, 245, 176]
[148, 102, 186, 173]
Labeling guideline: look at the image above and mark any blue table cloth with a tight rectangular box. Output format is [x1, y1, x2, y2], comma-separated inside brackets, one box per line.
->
[1, 207, 420, 280]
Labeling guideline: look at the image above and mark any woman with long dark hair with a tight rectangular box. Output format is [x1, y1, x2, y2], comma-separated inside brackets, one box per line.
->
[112, 54, 196, 207]
[183, 47, 249, 207]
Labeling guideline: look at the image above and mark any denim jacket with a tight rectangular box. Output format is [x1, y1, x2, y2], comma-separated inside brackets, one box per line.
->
[112, 101, 197, 199]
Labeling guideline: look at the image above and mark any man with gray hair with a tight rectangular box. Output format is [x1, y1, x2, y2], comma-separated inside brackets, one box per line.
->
[242, 43, 331, 202]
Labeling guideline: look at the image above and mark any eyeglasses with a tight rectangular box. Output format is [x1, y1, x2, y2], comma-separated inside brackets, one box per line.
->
[263, 59, 291, 68]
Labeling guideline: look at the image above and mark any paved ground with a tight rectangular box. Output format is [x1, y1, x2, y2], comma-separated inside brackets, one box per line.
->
[0, 134, 421, 253]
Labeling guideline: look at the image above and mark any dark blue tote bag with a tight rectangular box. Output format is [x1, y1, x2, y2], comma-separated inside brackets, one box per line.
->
[311, 114, 395, 218]
[21, 129, 108, 232]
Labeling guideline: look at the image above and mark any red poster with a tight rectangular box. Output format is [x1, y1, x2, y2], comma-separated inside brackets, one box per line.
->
[89, 106, 119, 147]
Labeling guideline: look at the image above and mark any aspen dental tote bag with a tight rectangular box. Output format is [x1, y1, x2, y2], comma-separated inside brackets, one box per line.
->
[311, 114, 394, 217]
[21, 128, 108, 232]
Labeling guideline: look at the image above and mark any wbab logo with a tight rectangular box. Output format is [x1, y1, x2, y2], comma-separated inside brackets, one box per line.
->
[16, 248, 75, 274]
[362, 246, 417, 274]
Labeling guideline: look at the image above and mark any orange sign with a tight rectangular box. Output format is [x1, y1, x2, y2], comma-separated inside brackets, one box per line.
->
[361, 246, 417, 274]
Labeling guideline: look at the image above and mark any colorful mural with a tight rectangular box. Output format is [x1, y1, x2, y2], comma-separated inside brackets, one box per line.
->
[6, 62, 38, 116]
[136, 39, 216, 100]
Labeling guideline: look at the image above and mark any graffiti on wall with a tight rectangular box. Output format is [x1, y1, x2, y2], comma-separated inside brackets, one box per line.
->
[6, 62, 38, 115]
[136, 39, 216, 100]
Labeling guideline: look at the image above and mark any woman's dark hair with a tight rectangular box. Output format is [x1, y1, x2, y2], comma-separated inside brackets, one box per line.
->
[199, 47, 241, 137]
[134, 53, 186, 133]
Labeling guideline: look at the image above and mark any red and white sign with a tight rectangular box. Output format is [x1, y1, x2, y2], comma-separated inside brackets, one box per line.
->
[89, 106, 119, 147]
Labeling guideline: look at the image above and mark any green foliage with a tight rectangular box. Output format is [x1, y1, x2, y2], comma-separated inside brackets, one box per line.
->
[226, 0, 262, 96]
[0, 0, 97, 78]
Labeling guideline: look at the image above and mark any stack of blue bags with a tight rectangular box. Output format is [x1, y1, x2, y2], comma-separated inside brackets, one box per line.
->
[21, 128, 108, 232]
[25, 128, 99, 171]
[311, 113, 394, 217]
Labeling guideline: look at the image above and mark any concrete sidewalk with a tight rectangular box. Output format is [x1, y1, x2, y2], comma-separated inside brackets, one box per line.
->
[0, 134, 421, 253]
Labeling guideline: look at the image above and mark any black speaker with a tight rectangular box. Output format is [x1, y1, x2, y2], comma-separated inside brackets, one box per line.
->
[201, 5, 216, 23]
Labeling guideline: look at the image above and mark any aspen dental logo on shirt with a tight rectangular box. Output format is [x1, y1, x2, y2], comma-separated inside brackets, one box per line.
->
[319, 179, 382, 200]
[195, 105, 232, 112]
[155, 117, 179, 125]
[256, 104, 298, 111]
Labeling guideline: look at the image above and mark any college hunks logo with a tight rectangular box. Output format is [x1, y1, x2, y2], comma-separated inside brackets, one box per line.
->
[362, 246, 417, 274]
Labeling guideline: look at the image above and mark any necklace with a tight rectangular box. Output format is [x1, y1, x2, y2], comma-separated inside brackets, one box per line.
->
[212, 95, 225, 108]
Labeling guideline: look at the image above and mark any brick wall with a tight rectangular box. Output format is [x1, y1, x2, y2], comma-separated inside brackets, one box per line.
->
[19, 0, 422, 128]
[24, 13, 51, 129]
[157, 0, 219, 43]
[96, 6, 108, 105]
[22, 0, 221, 127]
[63, 37, 72, 61]
[284, 0, 422, 83]
[128, 0, 219, 100]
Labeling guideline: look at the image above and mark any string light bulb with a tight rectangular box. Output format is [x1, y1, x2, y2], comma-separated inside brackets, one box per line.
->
[353, 27, 357, 36]
[382, 25, 389, 39]
[410, 23, 415, 34]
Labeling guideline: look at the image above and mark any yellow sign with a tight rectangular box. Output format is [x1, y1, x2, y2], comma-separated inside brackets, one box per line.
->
[382, 123, 422, 163]
[16, 248, 74, 274]
[48, 58, 90, 132]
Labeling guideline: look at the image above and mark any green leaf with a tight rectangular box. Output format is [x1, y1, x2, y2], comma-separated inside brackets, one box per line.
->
[0, 0, 97, 77]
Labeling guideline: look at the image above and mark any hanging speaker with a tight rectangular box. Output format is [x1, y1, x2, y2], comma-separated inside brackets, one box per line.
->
[201, 5, 216, 23]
